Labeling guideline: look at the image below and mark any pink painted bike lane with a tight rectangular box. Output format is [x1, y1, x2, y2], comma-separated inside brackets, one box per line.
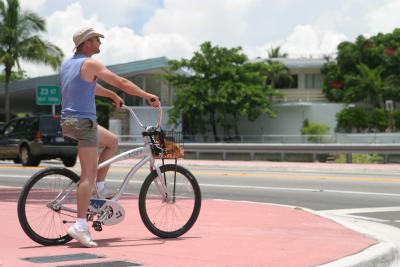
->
[0, 186, 376, 267]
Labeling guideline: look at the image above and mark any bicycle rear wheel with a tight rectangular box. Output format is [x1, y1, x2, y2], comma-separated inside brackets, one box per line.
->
[139, 164, 201, 238]
[17, 167, 79, 246]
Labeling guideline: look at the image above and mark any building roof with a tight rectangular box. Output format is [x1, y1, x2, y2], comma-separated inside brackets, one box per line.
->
[252, 57, 328, 69]
[108, 56, 169, 76]
[268, 58, 327, 69]
[0, 56, 169, 93]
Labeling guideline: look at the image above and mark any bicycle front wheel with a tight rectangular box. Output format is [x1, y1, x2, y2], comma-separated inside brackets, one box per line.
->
[17, 167, 79, 246]
[139, 164, 201, 238]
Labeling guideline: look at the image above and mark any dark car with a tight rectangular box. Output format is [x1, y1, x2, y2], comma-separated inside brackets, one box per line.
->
[0, 115, 78, 167]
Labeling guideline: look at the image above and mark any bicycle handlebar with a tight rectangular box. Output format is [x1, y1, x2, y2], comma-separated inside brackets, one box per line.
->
[121, 104, 162, 130]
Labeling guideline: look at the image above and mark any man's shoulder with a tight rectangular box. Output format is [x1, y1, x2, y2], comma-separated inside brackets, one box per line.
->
[83, 58, 105, 70]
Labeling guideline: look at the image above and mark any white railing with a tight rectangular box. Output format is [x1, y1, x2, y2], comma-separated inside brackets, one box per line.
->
[276, 89, 327, 102]
[118, 133, 400, 144]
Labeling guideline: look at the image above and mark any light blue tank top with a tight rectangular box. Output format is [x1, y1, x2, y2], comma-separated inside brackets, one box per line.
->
[60, 53, 97, 120]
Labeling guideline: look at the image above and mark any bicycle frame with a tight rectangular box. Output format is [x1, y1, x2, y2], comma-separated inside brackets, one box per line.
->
[95, 140, 168, 201]
[94, 105, 168, 201]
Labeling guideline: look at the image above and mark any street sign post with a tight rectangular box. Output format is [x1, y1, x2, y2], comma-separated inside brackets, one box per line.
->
[36, 85, 61, 116]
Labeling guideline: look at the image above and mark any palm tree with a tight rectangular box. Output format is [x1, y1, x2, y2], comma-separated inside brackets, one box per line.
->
[267, 46, 288, 58]
[0, 0, 64, 122]
[344, 63, 384, 107]
[265, 61, 293, 89]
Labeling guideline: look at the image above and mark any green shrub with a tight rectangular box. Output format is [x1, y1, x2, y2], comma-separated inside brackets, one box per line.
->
[301, 119, 330, 143]
[335, 153, 384, 163]
[367, 108, 390, 132]
[336, 107, 368, 132]
[392, 109, 400, 131]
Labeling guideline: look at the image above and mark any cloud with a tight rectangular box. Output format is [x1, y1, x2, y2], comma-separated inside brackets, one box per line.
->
[19, 0, 375, 78]
[21, 2, 195, 77]
[282, 25, 347, 57]
[99, 28, 194, 64]
[19, 0, 46, 12]
[143, 0, 348, 59]
[240, 25, 347, 59]
[143, 0, 265, 47]
[366, 0, 400, 34]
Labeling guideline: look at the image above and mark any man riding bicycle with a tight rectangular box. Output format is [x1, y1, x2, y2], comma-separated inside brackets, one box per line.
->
[60, 26, 160, 247]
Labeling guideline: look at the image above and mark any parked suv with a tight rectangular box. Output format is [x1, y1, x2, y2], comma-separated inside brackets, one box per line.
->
[0, 115, 78, 167]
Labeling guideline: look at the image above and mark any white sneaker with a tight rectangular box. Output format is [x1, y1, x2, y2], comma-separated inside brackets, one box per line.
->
[96, 187, 115, 199]
[67, 225, 98, 248]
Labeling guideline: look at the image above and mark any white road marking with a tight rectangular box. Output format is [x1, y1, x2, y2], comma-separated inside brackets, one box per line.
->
[2, 173, 400, 198]
[0, 174, 28, 178]
[320, 206, 400, 223]
[199, 183, 400, 197]
[321, 206, 400, 214]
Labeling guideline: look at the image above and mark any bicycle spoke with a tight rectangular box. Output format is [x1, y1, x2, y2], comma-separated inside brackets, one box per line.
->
[139, 164, 201, 238]
[18, 168, 79, 245]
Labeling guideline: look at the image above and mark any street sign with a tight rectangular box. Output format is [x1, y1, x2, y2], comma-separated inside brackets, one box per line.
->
[36, 85, 61, 105]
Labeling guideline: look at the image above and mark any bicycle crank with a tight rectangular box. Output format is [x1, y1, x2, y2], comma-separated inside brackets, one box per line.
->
[88, 198, 125, 226]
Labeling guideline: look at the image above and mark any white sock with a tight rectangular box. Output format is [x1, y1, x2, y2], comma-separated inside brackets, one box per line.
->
[96, 181, 105, 192]
[75, 218, 88, 231]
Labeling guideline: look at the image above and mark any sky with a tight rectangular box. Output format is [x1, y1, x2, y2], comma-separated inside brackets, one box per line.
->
[16, 0, 400, 78]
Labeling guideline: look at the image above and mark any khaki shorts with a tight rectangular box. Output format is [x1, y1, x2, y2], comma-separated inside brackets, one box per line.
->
[60, 118, 98, 147]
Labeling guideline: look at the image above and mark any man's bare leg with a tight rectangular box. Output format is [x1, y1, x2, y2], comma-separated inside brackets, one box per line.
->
[96, 125, 118, 182]
[77, 146, 98, 218]
[67, 145, 99, 248]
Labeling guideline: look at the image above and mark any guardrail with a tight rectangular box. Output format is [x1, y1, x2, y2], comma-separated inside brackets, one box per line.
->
[118, 142, 400, 163]
[118, 133, 400, 144]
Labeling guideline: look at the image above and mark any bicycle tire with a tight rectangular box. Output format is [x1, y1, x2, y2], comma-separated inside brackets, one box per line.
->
[139, 164, 201, 238]
[17, 167, 80, 246]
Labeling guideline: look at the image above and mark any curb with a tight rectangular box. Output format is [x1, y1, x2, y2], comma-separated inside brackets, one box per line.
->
[316, 211, 400, 267]
[214, 199, 400, 267]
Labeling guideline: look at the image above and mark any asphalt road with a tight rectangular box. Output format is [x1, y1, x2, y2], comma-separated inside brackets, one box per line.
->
[1, 160, 400, 228]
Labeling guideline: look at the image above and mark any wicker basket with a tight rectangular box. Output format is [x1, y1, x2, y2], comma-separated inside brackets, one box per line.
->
[153, 131, 184, 159]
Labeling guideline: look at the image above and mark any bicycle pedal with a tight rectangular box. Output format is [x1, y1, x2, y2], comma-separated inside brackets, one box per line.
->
[92, 221, 103, 231]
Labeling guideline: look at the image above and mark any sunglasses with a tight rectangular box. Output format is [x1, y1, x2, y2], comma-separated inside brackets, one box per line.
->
[90, 36, 101, 43]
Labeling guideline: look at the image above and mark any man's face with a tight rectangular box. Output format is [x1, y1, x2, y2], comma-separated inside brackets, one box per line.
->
[87, 36, 101, 54]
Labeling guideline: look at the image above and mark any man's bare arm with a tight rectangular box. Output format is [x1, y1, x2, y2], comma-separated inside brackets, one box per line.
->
[95, 83, 124, 107]
[85, 58, 160, 107]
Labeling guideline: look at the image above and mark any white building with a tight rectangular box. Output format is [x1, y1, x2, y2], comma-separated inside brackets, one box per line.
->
[235, 58, 344, 137]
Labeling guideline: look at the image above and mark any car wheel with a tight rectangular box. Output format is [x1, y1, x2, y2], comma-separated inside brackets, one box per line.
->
[20, 146, 40, 167]
[13, 158, 21, 164]
[62, 156, 77, 167]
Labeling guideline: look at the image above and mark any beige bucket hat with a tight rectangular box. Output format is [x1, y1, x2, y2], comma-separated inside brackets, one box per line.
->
[73, 27, 104, 50]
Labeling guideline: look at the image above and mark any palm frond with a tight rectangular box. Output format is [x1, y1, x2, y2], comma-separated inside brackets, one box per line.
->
[19, 35, 63, 70]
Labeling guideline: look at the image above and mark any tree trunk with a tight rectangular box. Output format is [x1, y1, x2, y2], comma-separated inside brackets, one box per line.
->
[233, 114, 239, 137]
[4, 67, 11, 123]
[210, 110, 218, 142]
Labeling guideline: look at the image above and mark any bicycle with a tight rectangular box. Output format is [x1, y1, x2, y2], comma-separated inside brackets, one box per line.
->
[17, 105, 202, 246]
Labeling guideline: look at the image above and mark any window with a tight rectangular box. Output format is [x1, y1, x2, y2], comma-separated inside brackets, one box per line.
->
[274, 74, 298, 89]
[25, 118, 39, 134]
[118, 74, 173, 106]
[145, 76, 162, 101]
[120, 76, 145, 106]
[305, 74, 323, 89]
[39, 117, 61, 134]
[3, 120, 17, 136]
[13, 119, 28, 134]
